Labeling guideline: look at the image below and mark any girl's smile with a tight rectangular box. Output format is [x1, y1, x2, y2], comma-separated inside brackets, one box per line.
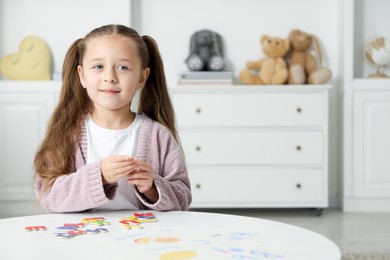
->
[99, 88, 121, 94]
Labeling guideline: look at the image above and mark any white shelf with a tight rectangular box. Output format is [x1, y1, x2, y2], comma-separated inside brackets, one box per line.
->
[350, 79, 390, 90]
[346, 0, 390, 80]
[171, 84, 332, 94]
[0, 81, 62, 92]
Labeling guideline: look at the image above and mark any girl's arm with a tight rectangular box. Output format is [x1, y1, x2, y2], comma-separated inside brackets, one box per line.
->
[35, 160, 112, 213]
[135, 146, 192, 211]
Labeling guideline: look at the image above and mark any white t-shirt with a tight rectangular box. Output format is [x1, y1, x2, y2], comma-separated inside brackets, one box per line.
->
[86, 113, 141, 210]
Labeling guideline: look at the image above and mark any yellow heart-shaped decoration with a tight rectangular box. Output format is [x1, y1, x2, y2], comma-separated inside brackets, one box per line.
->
[0, 35, 52, 80]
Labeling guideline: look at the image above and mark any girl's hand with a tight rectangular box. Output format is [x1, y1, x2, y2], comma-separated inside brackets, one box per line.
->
[101, 155, 137, 184]
[127, 160, 158, 203]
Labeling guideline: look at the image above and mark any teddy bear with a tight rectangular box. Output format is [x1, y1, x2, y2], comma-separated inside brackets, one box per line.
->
[286, 29, 332, 84]
[240, 35, 290, 85]
[185, 29, 225, 71]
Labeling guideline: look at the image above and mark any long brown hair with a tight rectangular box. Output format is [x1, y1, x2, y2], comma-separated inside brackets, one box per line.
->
[34, 24, 177, 184]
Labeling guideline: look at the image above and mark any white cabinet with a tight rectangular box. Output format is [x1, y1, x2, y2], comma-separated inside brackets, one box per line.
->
[343, 0, 390, 211]
[0, 82, 60, 217]
[353, 89, 390, 197]
[170, 86, 330, 210]
[344, 81, 390, 211]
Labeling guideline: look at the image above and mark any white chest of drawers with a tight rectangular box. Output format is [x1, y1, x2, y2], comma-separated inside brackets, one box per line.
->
[170, 85, 330, 210]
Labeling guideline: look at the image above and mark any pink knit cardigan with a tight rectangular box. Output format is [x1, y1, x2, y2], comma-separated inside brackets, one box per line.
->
[35, 114, 192, 213]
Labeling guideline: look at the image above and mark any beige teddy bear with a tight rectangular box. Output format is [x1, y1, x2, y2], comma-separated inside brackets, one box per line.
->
[287, 29, 331, 84]
[240, 35, 290, 85]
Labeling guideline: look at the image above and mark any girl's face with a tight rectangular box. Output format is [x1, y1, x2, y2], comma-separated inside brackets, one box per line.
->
[78, 34, 149, 114]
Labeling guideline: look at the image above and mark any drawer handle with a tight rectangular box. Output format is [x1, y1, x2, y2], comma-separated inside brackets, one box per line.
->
[296, 183, 302, 189]
[195, 146, 201, 152]
[195, 108, 201, 114]
[195, 183, 201, 189]
[296, 145, 302, 151]
[296, 107, 302, 113]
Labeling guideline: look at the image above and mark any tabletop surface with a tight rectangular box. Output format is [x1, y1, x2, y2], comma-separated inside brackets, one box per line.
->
[0, 210, 341, 260]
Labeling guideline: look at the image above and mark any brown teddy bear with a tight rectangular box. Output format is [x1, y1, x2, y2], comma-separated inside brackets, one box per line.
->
[240, 35, 290, 84]
[287, 29, 332, 84]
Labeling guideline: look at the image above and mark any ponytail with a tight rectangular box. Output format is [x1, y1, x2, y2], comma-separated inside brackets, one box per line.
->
[139, 36, 178, 142]
[34, 38, 92, 181]
[61, 38, 93, 120]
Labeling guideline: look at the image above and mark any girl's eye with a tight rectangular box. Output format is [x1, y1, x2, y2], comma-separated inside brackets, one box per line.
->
[117, 65, 128, 71]
[93, 65, 103, 70]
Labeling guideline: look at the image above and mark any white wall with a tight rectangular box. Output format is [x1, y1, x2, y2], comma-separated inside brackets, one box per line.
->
[133, 0, 343, 207]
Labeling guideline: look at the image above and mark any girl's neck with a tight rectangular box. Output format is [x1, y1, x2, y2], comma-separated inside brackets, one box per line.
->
[91, 109, 135, 130]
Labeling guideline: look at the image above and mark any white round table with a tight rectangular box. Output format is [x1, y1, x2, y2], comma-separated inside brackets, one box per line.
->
[0, 210, 340, 260]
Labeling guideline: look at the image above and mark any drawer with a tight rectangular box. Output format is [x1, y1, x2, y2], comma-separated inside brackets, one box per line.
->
[172, 92, 325, 127]
[180, 130, 324, 165]
[188, 167, 325, 206]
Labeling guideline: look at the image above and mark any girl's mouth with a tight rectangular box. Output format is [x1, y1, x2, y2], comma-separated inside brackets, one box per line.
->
[100, 89, 121, 94]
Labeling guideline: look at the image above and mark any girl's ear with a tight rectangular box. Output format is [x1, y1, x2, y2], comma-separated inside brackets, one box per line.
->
[77, 65, 86, 88]
[139, 67, 150, 90]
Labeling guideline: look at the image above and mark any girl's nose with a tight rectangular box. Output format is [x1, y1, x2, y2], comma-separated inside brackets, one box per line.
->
[104, 69, 118, 83]
[105, 78, 117, 83]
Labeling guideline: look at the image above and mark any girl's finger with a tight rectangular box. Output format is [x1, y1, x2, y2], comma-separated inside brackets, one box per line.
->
[128, 169, 152, 178]
[108, 155, 131, 162]
[112, 160, 137, 170]
[127, 178, 143, 185]
[112, 167, 135, 177]
[127, 174, 147, 181]
[133, 162, 152, 173]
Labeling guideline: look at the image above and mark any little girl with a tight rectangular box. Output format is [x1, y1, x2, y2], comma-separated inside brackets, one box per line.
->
[34, 24, 191, 213]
